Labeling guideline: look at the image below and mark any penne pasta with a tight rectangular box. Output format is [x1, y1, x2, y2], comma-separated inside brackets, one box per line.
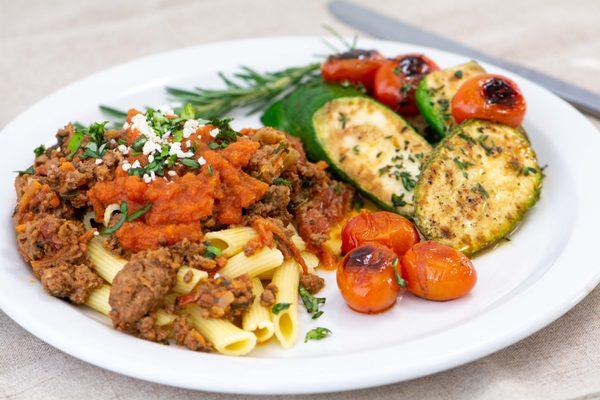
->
[185, 305, 256, 356]
[271, 260, 301, 348]
[86, 237, 127, 283]
[173, 267, 208, 295]
[155, 309, 178, 326]
[85, 285, 111, 315]
[204, 226, 258, 257]
[218, 247, 284, 279]
[242, 278, 275, 343]
[256, 251, 318, 280]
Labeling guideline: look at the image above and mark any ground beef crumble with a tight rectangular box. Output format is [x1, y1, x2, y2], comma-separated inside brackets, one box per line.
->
[300, 272, 325, 294]
[260, 283, 278, 307]
[173, 316, 212, 352]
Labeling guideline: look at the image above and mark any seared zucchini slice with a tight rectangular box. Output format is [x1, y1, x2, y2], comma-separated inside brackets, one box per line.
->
[262, 83, 432, 215]
[415, 61, 486, 139]
[414, 120, 541, 255]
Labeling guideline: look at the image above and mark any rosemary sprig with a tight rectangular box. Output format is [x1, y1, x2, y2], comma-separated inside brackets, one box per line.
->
[166, 63, 321, 119]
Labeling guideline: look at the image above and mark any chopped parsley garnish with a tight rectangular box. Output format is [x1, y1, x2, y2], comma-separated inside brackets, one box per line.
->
[472, 183, 489, 198]
[522, 166, 537, 176]
[458, 132, 476, 144]
[272, 303, 291, 314]
[204, 244, 222, 259]
[338, 112, 348, 129]
[127, 203, 152, 222]
[305, 327, 331, 343]
[453, 157, 474, 178]
[101, 202, 128, 235]
[181, 158, 200, 169]
[273, 177, 292, 187]
[400, 172, 417, 191]
[299, 285, 326, 317]
[454, 70, 463, 79]
[207, 164, 214, 176]
[391, 193, 407, 207]
[131, 135, 147, 152]
[34, 144, 45, 157]
[66, 127, 86, 160]
[352, 145, 360, 155]
[392, 258, 406, 287]
[15, 166, 35, 175]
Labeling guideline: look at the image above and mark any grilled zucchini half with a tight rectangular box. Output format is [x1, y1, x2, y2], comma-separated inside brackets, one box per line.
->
[262, 83, 432, 216]
[415, 61, 486, 140]
[414, 120, 542, 255]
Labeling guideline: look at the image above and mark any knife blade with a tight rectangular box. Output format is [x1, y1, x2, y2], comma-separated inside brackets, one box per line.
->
[328, 0, 600, 118]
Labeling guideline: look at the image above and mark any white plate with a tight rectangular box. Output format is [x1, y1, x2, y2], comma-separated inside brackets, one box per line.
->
[1, 36, 599, 395]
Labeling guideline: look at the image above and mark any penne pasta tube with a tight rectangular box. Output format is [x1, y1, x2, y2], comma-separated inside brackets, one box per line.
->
[204, 226, 258, 257]
[155, 309, 178, 326]
[185, 305, 256, 356]
[218, 247, 284, 279]
[85, 285, 111, 315]
[271, 259, 301, 348]
[86, 237, 127, 283]
[242, 278, 275, 343]
[173, 267, 208, 294]
[256, 251, 318, 280]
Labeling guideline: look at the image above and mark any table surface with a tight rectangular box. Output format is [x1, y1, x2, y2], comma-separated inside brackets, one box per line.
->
[1, 1, 599, 399]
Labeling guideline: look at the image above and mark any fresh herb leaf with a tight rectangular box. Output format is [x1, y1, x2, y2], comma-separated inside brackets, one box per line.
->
[304, 327, 331, 342]
[272, 303, 291, 314]
[338, 112, 348, 129]
[458, 132, 476, 144]
[204, 244, 222, 259]
[15, 166, 35, 175]
[472, 183, 489, 198]
[392, 258, 406, 287]
[352, 145, 360, 155]
[311, 311, 324, 320]
[101, 202, 128, 235]
[273, 177, 292, 187]
[34, 144, 45, 157]
[181, 158, 200, 169]
[522, 166, 537, 176]
[127, 203, 152, 222]
[180, 103, 196, 120]
[207, 164, 214, 176]
[391, 193, 407, 207]
[400, 172, 417, 191]
[131, 136, 147, 152]
[67, 127, 85, 159]
[299, 285, 326, 316]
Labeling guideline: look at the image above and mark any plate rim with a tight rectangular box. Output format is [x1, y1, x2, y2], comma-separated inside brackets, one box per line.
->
[1, 35, 599, 395]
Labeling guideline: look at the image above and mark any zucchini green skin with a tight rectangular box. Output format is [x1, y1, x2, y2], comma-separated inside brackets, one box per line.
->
[414, 120, 542, 255]
[415, 61, 486, 140]
[261, 83, 432, 215]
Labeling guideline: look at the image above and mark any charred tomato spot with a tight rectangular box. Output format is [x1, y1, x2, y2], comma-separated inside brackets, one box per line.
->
[329, 49, 379, 61]
[395, 55, 432, 77]
[344, 244, 392, 271]
[481, 77, 519, 106]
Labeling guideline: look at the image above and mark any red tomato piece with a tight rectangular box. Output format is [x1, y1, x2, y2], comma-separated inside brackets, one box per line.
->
[401, 241, 477, 301]
[321, 49, 385, 91]
[341, 210, 420, 257]
[337, 242, 402, 313]
[451, 73, 526, 127]
[373, 53, 440, 116]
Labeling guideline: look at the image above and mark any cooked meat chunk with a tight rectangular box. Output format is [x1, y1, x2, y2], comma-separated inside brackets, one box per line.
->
[300, 273, 325, 294]
[109, 248, 180, 331]
[260, 283, 278, 307]
[136, 313, 170, 343]
[13, 178, 73, 224]
[40, 263, 103, 304]
[246, 184, 292, 223]
[169, 239, 225, 270]
[179, 275, 254, 320]
[173, 316, 212, 352]
[16, 215, 89, 277]
[247, 132, 301, 182]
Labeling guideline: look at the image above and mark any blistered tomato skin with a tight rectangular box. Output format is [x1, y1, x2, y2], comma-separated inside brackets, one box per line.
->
[321, 49, 385, 91]
[336, 242, 401, 313]
[401, 241, 476, 301]
[341, 210, 420, 257]
[373, 53, 440, 116]
[451, 73, 526, 127]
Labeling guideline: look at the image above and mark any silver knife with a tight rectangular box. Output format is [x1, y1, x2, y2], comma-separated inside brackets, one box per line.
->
[329, 0, 600, 118]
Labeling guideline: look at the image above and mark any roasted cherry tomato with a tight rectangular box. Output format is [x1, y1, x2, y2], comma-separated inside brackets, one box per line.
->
[341, 210, 419, 257]
[373, 54, 440, 116]
[401, 241, 476, 301]
[321, 49, 385, 91]
[451, 73, 526, 127]
[337, 242, 402, 313]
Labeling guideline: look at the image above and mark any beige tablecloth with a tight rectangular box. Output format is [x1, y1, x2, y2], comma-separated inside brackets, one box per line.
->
[1, 1, 600, 399]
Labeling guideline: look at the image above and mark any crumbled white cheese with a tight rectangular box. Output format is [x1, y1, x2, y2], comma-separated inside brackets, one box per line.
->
[198, 156, 206, 166]
[122, 162, 131, 172]
[185, 140, 192, 147]
[110, 139, 117, 145]
[95, 158, 103, 165]
[131, 114, 156, 140]
[168, 142, 194, 158]
[142, 139, 161, 156]
[163, 130, 171, 139]
[150, 171, 156, 180]
[123, 122, 130, 130]
[117, 144, 129, 155]
[183, 119, 199, 138]
[143, 174, 152, 184]
[93, 231, 100, 236]
[168, 170, 177, 177]
[209, 128, 219, 138]
[131, 160, 141, 169]
[148, 154, 154, 163]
